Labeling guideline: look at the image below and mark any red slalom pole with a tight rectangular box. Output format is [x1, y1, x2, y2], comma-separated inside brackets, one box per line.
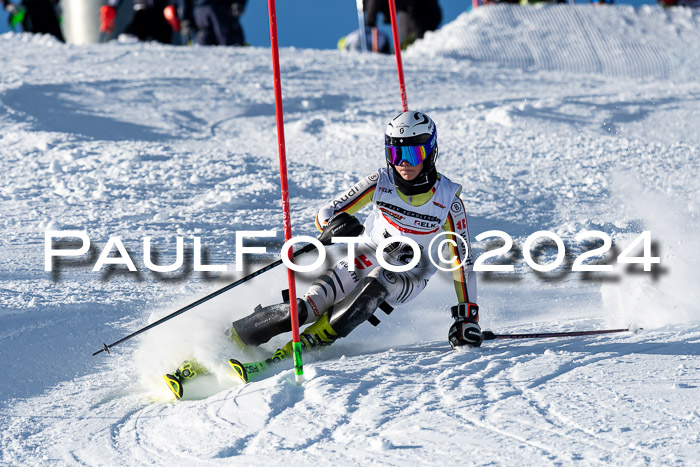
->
[267, 0, 304, 384]
[387, 0, 408, 112]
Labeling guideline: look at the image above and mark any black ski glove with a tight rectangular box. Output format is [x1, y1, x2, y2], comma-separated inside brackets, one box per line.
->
[448, 303, 482, 348]
[318, 212, 364, 245]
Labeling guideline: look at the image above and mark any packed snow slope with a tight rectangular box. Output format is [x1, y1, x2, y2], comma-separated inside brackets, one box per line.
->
[409, 4, 700, 81]
[1, 5, 698, 465]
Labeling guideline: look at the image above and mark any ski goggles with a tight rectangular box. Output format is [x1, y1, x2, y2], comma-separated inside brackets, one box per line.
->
[385, 144, 429, 166]
[385, 131, 436, 166]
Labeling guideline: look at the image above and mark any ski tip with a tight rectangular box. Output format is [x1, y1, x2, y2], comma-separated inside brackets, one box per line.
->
[163, 373, 183, 399]
[228, 359, 249, 384]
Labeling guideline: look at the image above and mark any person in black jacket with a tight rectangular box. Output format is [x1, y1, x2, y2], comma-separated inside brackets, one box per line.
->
[364, 0, 441, 49]
[2, 0, 64, 41]
[180, 0, 246, 46]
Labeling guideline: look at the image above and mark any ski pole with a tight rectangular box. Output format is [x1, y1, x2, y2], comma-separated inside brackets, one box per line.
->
[482, 328, 641, 341]
[387, 0, 408, 111]
[92, 242, 317, 356]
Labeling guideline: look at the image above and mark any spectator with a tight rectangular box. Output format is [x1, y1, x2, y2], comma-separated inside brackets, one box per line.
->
[100, 0, 176, 44]
[2, 0, 64, 41]
[364, 0, 442, 49]
[179, 0, 246, 46]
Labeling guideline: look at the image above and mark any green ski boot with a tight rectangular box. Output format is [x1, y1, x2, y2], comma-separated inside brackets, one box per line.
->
[229, 313, 339, 383]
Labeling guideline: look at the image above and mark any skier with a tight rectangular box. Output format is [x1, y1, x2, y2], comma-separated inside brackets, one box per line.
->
[164, 111, 481, 398]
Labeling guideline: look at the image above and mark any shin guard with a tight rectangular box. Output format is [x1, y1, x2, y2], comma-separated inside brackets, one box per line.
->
[231, 298, 309, 347]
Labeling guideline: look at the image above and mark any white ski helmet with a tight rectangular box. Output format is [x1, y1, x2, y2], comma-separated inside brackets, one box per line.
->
[384, 111, 439, 195]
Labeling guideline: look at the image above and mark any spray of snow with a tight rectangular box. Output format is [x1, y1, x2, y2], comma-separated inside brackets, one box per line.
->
[132, 266, 304, 399]
[602, 172, 700, 328]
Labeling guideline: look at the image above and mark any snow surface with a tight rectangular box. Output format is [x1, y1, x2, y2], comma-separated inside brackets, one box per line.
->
[1, 5, 699, 465]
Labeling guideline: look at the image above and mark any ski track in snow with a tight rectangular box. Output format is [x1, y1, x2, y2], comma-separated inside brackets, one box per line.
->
[1, 5, 699, 465]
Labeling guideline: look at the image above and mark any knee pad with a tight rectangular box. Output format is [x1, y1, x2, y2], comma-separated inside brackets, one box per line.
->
[372, 268, 427, 306]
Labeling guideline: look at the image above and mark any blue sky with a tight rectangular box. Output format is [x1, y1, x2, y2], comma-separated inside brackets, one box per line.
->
[1, 0, 653, 48]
